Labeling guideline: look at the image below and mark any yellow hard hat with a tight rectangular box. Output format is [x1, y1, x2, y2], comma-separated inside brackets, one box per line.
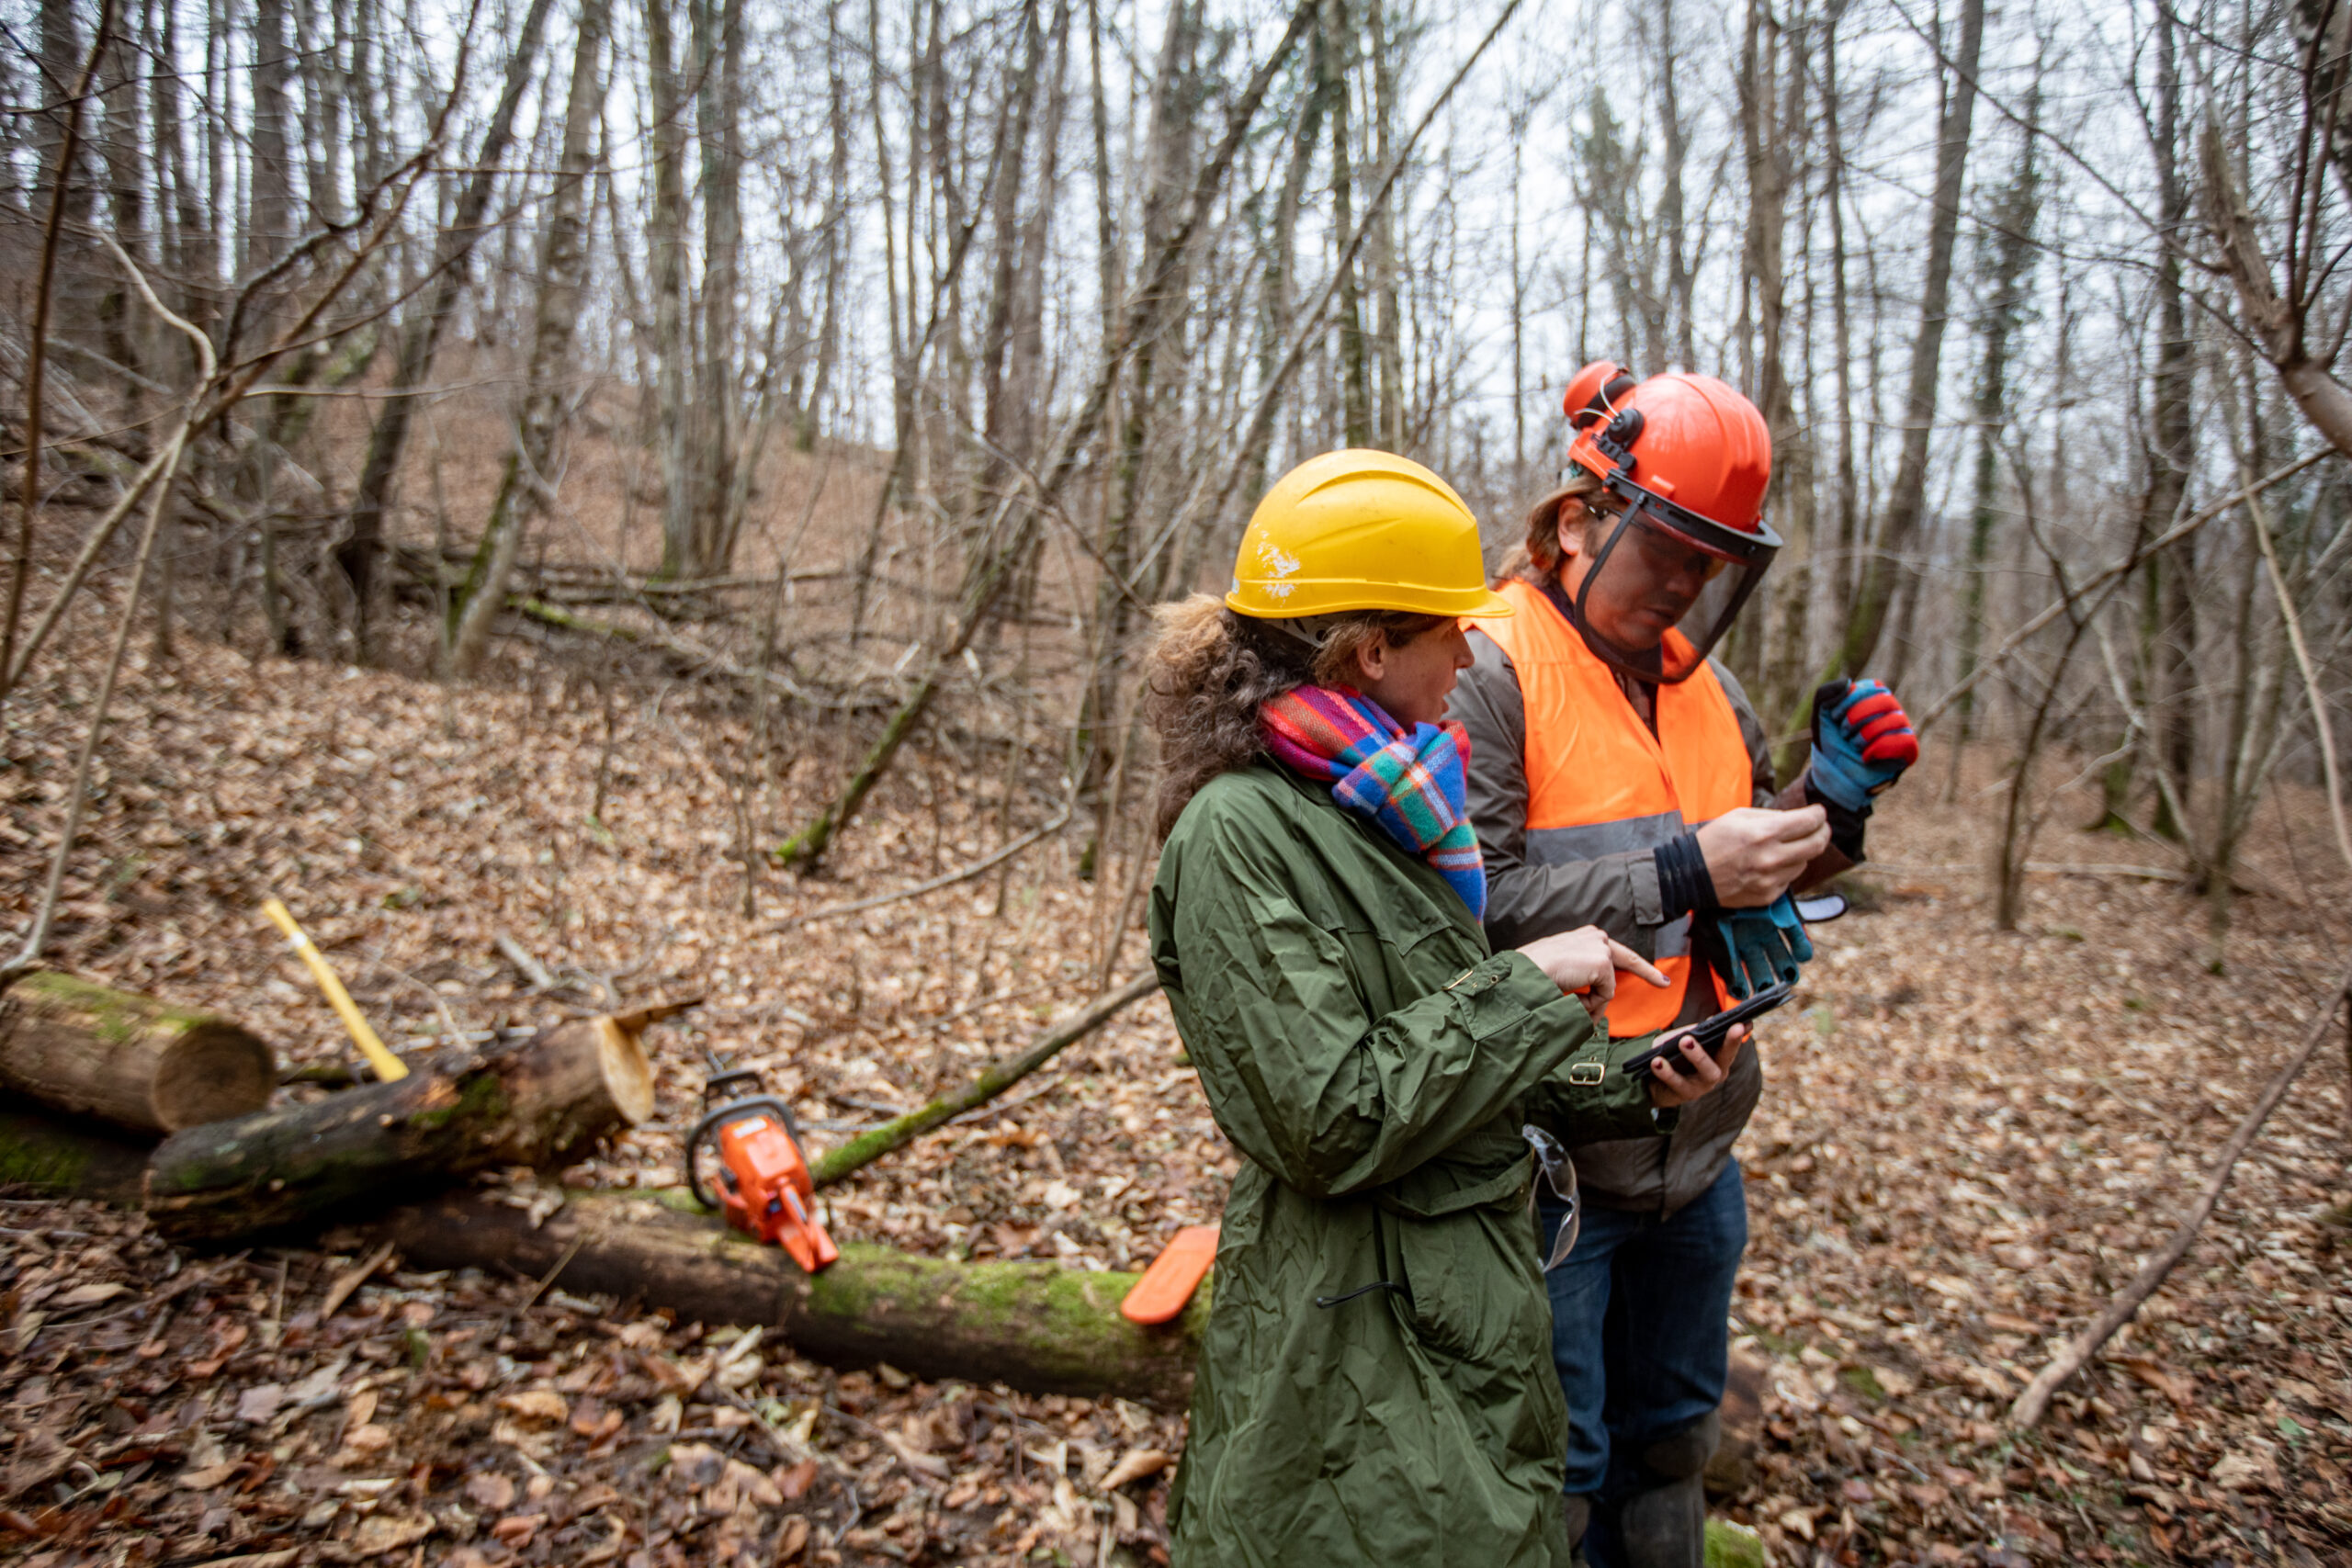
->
[1227, 449, 1515, 622]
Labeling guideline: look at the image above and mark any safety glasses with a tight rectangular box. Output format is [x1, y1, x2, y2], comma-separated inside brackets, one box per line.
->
[1522, 1124, 1580, 1269]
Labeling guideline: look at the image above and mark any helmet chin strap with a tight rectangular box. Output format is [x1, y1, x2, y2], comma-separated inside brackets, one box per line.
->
[1545, 507, 1672, 683]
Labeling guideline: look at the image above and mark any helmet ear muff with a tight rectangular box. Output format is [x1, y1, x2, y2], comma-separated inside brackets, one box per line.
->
[1593, 407, 1645, 472]
[1564, 361, 1639, 430]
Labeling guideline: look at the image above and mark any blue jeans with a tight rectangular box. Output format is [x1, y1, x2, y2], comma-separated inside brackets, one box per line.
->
[1537, 1158, 1747, 1567]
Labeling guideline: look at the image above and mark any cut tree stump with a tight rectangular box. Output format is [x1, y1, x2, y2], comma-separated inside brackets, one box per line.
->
[0, 971, 275, 1134]
[375, 1188, 1209, 1406]
[144, 1008, 671, 1245]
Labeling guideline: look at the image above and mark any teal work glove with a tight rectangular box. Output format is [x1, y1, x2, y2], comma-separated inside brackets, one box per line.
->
[1711, 893, 1814, 998]
[1808, 678, 1919, 813]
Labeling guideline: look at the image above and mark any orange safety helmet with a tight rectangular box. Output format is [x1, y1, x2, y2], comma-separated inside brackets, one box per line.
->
[1538, 363, 1782, 682]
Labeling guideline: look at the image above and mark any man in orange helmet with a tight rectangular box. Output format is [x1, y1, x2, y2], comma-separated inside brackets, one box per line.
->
[1451, 364, 1919, 1568]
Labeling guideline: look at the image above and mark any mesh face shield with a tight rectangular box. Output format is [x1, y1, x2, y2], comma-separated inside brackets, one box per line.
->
[1565, 475, 1782, 684]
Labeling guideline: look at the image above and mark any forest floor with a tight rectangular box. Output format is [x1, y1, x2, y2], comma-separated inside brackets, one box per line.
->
[0, 626, 2349, 1568]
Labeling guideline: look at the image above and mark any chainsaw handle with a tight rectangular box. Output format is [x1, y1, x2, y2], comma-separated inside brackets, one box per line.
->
[684, 1095, 807, 1212]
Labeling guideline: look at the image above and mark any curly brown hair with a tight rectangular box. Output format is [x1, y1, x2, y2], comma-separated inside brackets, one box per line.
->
[1493, 466, 1606, 583]
[1143, 595, 1449, 839]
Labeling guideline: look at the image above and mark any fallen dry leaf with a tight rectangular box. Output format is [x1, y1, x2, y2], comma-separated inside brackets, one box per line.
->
[347, 1511, 434, 1555]
[1100, 1447, 1173, 1490]
[50, 1281, 129, 1309]
[490, 1512, 545, 1548]
[463, 1472, 516, 1512]
[493, 1389, 568, 1426]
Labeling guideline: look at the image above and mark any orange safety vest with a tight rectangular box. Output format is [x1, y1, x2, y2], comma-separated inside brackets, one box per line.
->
[1468, 578, 1755, 1035]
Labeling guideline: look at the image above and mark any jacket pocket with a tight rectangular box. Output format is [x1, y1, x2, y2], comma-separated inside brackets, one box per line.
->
[1387, 1203, 1549, 1371]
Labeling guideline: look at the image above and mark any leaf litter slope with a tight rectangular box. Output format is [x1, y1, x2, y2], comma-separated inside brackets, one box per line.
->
[0, 633, 2346, 1565]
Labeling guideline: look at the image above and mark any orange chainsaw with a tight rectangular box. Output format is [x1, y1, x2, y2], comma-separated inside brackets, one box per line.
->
[686, 1070, 840, 1273]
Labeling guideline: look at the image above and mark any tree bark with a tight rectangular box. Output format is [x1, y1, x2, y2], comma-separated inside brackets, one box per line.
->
[1954, 97, 2044, 748]
[646, 0, 698, 579]
[2143, 7, 2197, 838]
[144, 1010, 662, 1245]
[1835, 0, 1984, 677]
[0, 972, 274, 1135]
[689, 0, 746, 572]
[0, 1102, 151, 1206]
[377, 1189, 1207, 1406]
[335, 0, 557, 660]
[444, 0, 613, 677]
[247, 0, 292, 274]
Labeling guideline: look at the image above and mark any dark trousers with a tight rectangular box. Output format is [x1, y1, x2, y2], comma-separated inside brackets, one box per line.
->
[1538, 1157, 1747, 1567]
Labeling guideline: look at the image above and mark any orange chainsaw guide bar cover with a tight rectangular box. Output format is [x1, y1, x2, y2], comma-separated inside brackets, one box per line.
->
[1120, 1224, 1218, 1325]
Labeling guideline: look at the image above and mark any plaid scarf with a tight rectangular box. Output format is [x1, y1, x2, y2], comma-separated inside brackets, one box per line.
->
[1260, 686, 1487, 919]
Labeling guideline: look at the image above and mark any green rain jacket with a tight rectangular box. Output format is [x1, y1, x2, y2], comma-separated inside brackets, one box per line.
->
[1148, 763, 1670, 1568]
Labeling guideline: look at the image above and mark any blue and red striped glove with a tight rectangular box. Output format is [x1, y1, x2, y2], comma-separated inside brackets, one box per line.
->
[1808, 679, 1918, 812]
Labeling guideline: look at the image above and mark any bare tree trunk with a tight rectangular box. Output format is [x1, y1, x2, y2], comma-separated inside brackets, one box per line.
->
[1834, 0, 1984, 676]
[1953, 96, 2044, 750]
[445, 0, 614, 677]
[1244, 74, 1325, 500]
[1822, 0, 1860, 625]
[335, 0, 556, 660]
[1327, 0, 1370, 446]
[2144, 7, 2198, 840]
[1365, 0, 1404, 449]
[1733, 0, 1810, 734]
[248, 0, 291, 273]
[796, 0, 853, 452]
[1076, 0, 1202, 792]
[690, 0, 746, 571]
[646, 0, 697, 579]
[976, 0, 1048, 487]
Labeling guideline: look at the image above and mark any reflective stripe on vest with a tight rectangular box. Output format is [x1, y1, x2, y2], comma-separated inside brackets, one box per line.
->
[1468, 577, 1754, 1034]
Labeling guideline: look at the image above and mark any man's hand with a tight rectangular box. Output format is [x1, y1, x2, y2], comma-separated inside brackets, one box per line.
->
[1711, 895, 1814, 998]
[1808, 678, 1919, 811]
[1695, 806, 1829, 908]
[1517, 926, 1668, 1000]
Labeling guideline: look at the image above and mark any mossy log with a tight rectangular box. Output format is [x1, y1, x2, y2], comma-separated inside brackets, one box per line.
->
[0, 1101, 151, 1204]
[377, 1187, 1208, 1407]
[144, 1009, 666, 1245]
[0, 971, 275, 1134]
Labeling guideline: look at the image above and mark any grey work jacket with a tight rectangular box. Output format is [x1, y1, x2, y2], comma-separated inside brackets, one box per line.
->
[1450, 627, 1783, 1219]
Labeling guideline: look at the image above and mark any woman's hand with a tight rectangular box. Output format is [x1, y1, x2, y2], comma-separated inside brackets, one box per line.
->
[1645, 1024, 1749, 1108]
[1516, 927, 1668, 1001]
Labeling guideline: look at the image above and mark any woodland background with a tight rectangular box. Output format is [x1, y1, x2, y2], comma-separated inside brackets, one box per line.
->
[1, 0, 2351, 1562]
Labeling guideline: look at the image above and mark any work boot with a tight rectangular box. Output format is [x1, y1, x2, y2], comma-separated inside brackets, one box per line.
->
[1613, 1413, 1719, 1568]
[1563, 1494, 1594, 1567]
[1612, 1472, 1704, 1568]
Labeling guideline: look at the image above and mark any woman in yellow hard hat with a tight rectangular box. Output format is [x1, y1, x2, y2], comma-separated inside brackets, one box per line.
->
[1143, 449, 1744, 1567]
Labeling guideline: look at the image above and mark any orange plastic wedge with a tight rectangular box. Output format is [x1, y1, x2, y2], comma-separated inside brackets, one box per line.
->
[1121, 1224, 1220, 1325]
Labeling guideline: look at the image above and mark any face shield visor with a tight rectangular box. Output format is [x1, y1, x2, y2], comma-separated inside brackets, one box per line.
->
[1566, 475, 1782, 683]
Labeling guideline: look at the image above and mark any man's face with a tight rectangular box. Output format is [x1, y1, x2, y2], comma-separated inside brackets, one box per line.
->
[1556, 498, 1725, 651]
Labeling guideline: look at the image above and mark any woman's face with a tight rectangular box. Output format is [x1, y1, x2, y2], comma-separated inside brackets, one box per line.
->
[1353, 620, 1475, 728]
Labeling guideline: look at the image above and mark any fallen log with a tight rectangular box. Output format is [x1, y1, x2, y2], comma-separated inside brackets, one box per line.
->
[0, 1100, 1208, 1405]
[143, 1007, 672, 1245]
[375, 1188, 1208, 1407]
[0, 971, 275, 1134]
[810, 973, 1161, 1188]
[0, 1100, 150, 1204]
